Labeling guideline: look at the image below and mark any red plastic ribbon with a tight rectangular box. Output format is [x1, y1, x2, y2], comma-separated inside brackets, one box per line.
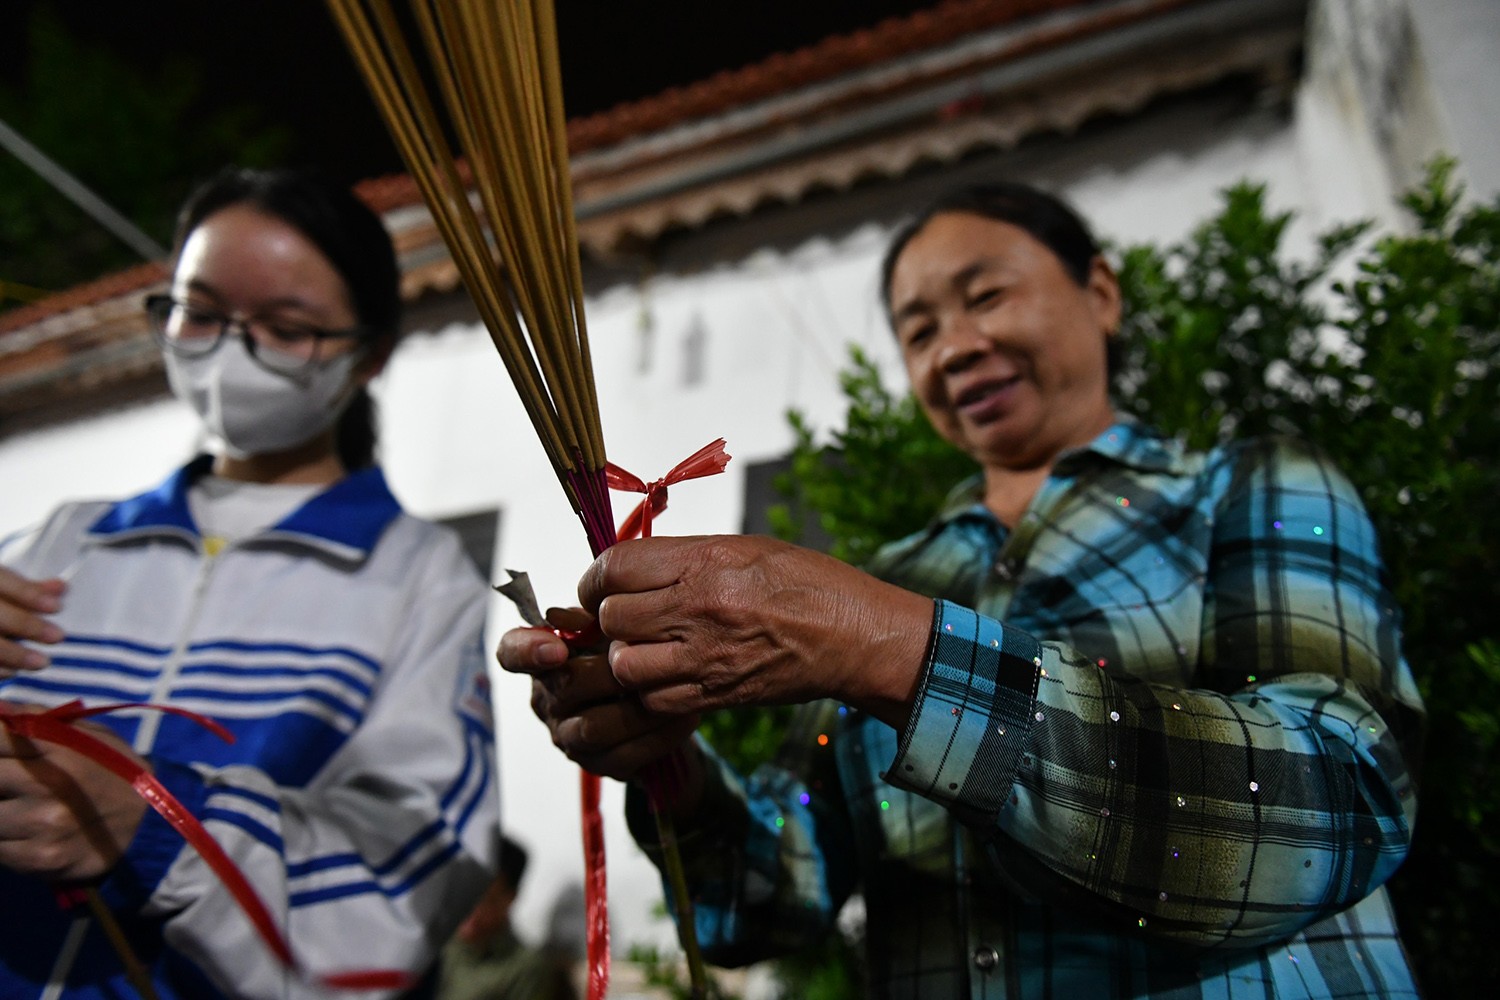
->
[562, 438, 731, 1000]
[0, 700, 412, 992]
[579, 771, 609, 1000]
[606, 438, 732, 542]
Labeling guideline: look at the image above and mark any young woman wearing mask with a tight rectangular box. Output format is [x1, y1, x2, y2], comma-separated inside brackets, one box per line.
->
[0, 167, 499, 999]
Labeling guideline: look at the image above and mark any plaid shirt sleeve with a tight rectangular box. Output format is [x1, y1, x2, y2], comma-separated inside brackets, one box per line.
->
[624, 705, 860, 966]
[885, 436, 1424, 950]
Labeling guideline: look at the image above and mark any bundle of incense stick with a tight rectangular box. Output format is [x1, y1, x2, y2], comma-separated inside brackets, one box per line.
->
[326, 0, 613, 554]
[323, 2, 708, 997]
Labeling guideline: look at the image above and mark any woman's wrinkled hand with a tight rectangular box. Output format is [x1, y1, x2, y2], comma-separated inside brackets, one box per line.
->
[0, 704, 150, 882]
[579, 535, 933, 729]
[496, 607, 700, 782]
[1, 566, 66, 678]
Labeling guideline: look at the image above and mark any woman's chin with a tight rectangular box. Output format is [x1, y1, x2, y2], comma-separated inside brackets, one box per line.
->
[961, 419, 1035, 468]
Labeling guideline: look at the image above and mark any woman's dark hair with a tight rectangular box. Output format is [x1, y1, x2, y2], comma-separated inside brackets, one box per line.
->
[173, 166, 402, 470]
[879, 180, 1123, 375]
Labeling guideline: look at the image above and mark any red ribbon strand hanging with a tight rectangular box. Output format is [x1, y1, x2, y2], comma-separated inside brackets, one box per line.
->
[0, 700, 412, 992]
[570, 438, 731, 1000]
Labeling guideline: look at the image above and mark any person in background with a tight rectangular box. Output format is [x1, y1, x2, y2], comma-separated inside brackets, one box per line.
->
[500, 181, 1425, 998]
[539, 881, 588, 999]
[434, 833, 578, 1000]
[0, 166, 499, 999]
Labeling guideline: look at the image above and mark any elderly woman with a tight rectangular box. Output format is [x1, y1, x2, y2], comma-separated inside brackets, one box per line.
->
[500, 182, 1424, 998]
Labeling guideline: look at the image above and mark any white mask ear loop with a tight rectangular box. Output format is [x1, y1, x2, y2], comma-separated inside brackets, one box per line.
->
[319, 340, 369, 398]
[333, 334, 391, 407]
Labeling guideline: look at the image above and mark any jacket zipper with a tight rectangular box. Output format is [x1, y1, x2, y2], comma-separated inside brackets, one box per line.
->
[132, 540, 225, 755]
[39, 540, 224, 999]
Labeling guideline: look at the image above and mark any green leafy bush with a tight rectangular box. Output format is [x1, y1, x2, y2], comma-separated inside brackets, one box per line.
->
[761, 158, 1499, 995]
[765, 357, 976, 571]
[1118, 160, 1499, 995]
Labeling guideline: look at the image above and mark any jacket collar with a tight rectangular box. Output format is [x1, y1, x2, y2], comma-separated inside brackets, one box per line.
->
[86, 455, 404, 561]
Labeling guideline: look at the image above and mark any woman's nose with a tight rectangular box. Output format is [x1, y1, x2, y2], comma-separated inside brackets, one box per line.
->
[936, 317, 991, 372]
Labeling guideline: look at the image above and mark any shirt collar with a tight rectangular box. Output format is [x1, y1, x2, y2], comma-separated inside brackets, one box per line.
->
[86, 456, 404, 561]
[1056, 415, 1189, 476]
[931, 417, 1191, 526]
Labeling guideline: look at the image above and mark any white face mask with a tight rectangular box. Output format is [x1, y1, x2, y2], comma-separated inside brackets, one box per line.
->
[164, 334, 364, 459]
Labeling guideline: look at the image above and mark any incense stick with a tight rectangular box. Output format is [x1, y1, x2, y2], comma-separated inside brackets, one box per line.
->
[326, 4, 711, 997]
[326, 0, 604, 507]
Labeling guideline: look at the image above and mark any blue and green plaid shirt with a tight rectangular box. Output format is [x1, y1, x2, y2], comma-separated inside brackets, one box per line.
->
[628, 420, 1424, 998]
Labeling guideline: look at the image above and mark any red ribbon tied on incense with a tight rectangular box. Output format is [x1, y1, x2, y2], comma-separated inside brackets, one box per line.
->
[0, 700, 412, 993]
[606, 438, 732, 543]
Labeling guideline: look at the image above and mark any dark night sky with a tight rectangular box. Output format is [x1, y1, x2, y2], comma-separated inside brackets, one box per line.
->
[7, 0, 940, 187]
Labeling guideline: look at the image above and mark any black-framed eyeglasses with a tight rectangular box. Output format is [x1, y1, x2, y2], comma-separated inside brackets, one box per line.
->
[145, 294, 370, 374]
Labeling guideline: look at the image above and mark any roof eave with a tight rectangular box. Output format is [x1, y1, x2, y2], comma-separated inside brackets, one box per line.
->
[566, 0, 1307, 253]
[0, 0, 1308, 432]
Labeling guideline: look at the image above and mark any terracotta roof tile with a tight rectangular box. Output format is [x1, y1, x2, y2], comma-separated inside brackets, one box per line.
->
[354, 0, 1101, 215]
[4, 0, 1303, 428]
[562, 0, 1099, 152]
[0, 261, 168, 338]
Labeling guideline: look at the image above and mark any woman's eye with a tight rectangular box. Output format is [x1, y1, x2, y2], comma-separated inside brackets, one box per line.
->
[970, 287, 1002, 308]
[901, 324, 936, 348]
[261, 323, 316, 344]
[181, 305, 223, 327]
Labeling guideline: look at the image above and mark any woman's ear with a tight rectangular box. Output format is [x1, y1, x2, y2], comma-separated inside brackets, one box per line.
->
[1087, 256, 1123, 337]
[353, 335, 397, 385]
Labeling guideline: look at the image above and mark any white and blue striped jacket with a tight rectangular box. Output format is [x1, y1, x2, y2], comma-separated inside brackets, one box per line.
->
[1, 456, 500, 999]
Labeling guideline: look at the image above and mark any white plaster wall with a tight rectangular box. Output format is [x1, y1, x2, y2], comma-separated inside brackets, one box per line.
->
[1404, 0, 1500, 201]
[0, 399, 198, 532]
[0, 73, 1401, 978]
[1301, 0, 1500, 218]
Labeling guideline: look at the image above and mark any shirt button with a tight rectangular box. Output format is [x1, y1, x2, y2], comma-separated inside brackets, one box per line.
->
[993, 559, 1015, 580]
[972, 945, 999, 971]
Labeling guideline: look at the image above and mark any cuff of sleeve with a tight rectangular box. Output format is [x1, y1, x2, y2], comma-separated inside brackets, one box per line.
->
[886, 600, 1042, 824]
[97, 757, 207, 912]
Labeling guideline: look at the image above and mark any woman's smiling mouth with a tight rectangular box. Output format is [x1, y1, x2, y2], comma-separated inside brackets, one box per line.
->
[954, 374, 1023, 421]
